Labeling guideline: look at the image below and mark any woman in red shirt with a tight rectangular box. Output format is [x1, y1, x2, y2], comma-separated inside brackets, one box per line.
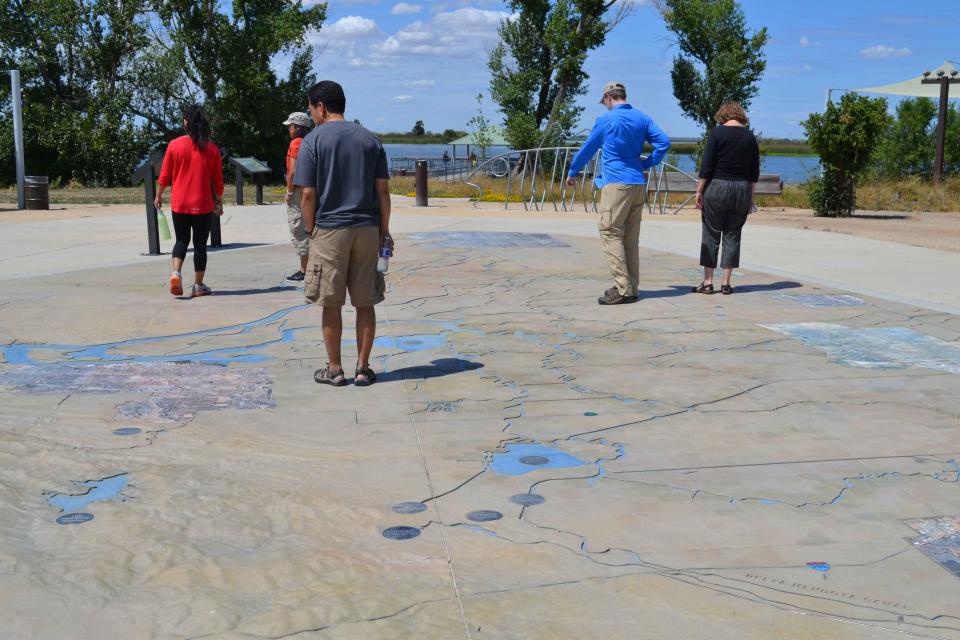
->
[154, 105, 225, 297]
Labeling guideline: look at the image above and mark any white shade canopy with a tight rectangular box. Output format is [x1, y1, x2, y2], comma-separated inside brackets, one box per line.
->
[855, 61, 959, 98]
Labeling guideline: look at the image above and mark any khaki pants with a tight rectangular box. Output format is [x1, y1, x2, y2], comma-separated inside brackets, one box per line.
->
[304, 226, 385, 308]
[287, 187, 309, 258]
[598, 183, 646, 297]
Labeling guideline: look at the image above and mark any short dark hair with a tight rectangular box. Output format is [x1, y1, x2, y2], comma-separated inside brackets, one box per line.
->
[293, 125, 310, 138]
[607, 87, 627, 101]
[308, 81, 346, 114]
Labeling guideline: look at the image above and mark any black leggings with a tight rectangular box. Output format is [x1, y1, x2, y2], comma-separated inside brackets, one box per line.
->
[172, 212, 212, 272]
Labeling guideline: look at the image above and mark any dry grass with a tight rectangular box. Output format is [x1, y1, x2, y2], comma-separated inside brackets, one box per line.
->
[6, 176, 958, 213]
[0, 184, 286, 206]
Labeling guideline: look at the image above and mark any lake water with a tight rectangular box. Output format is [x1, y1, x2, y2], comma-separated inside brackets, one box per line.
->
[383, 143, 820, 184]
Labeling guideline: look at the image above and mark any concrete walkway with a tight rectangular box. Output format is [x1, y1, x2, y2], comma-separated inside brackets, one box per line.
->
[2, 199, 960, 639]
[2, 198, 958, 315]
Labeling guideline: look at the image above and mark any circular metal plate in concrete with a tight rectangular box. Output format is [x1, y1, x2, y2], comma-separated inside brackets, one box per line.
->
[383, 526, 421, 540]
[392, 501, 428, 514]
[112, 427, 142, 436]
[56, 513, 94, 525]
[519, 455, 549, 466]
[510, 493, 546, 506]
[467, 510, 503, 522]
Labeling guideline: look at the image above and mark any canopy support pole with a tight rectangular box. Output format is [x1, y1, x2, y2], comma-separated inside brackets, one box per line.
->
[933, 77, 949, 183]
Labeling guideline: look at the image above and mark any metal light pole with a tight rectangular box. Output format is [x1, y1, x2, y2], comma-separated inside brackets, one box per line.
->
[922, 69, 960, 183]
[9, 70, 26, 209]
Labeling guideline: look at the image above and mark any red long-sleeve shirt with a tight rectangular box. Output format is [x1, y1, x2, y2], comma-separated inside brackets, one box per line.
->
[157, 135, 224, 214]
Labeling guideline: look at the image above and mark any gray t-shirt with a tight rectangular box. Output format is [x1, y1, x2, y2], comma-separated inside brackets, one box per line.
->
[293, 121, 389, 229]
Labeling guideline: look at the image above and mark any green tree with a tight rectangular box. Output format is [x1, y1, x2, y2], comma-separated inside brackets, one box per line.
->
[871, 98, 960, 179]
[803, 93, 890, 217]
[872, 98, 937, 178]
[149, 0, 325, 175]
[467, 93, 493, 160]
[442, 128, 460, 140]
[658, 0, 768, 142]
[0, 0, 151, 185]
[488, 0, 629, 150]
[412, 120, 426, 136]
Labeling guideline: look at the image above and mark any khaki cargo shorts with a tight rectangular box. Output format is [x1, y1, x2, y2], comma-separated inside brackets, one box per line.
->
[287, 188, 309, 258]
[304, 226, 386, 308]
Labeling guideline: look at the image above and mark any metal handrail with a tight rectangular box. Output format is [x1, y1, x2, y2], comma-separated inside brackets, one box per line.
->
[459, 146, 698, 214]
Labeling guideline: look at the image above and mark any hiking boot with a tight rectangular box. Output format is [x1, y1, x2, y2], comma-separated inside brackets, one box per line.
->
[286, 270, 305, 282]
[598, 287, 634, 305]
[191, 283, 212, 298]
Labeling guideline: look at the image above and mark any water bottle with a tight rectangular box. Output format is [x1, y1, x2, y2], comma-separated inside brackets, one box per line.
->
[377, 235, 393, 273]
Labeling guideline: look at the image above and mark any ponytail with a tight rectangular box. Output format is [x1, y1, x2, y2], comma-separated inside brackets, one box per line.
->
[184, 104, 210, 150]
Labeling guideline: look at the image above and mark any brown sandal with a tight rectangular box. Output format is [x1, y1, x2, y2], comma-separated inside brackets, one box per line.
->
[314, 366, 347, 386]
[354, 366, 377, 387]
[692, 282, 714, 294]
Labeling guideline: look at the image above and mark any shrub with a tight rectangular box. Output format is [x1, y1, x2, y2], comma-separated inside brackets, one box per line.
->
[802, 94, 889, 216]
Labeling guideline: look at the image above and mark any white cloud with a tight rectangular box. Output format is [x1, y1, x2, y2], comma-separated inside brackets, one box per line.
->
[799, 36, 809, 47]
[371, 7, 512, 59]
[318, 16, 380, 41]
[406, 79, 436, 88]
[393, 95, 414, 102]
[859, 45, 911, 59]
[391, 2, 422, 15]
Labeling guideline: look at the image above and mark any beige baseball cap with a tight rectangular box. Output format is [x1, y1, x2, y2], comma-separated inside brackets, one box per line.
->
[282, 112, 312, 127]
[599, 81, 626, 103]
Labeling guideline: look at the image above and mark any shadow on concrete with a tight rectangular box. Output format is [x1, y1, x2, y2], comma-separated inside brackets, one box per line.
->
[206, 243, 270, 251]
[207, 285, 299, 297]
[642, 280, 803, 299]
[379, 358, 484, 383]
[733, 281, 803, 293]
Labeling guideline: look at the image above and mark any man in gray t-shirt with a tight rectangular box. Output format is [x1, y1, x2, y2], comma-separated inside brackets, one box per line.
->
[293, 80, 393, 387]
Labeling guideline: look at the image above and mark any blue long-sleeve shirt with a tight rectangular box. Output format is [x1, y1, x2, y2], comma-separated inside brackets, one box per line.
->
[568, 104, 671, 187]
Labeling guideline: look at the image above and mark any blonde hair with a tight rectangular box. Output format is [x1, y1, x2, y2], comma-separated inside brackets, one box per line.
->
[714, 102, 749, 125]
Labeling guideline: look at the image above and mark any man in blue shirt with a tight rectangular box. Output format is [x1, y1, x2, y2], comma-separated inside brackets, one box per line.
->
[566, 81, 670, 305]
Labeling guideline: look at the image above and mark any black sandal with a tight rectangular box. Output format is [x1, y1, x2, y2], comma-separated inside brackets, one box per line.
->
[354, 366, 377, 387]
[721, 284, 733, 295]
[692, 282, 714, 294]
[314, 366, 347, 386]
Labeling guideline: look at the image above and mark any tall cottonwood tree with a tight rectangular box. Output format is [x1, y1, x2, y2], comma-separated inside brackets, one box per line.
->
[0, 0, 152, 184]
[488, 0, 630, 150]
[658, 0, 767, 136]
[149, 0, 325, 169]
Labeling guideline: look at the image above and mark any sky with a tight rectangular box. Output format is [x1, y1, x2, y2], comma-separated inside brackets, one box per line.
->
[281, 0, 959, 139]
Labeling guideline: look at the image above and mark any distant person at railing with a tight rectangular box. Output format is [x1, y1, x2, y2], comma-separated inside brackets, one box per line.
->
[442, 150, 450, 163]
[282, 112, 313, 282]
[566, 81, 670, 305]
[692, 101, 759, 296]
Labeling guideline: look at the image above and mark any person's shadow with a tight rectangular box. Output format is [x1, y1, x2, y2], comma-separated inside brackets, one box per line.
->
[379, 358, 484, 383]
[640, 281, 802, 299]
[200, 285, 299, 297]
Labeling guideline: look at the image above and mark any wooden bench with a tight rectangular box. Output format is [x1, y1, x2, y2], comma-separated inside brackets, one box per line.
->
[645, 171, 783, 214]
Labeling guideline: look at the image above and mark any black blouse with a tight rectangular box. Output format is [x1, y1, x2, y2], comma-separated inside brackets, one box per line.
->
[698, 125, 760, 183]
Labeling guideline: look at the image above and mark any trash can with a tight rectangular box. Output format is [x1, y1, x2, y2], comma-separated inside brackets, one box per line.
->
[25, 176, 49, 210]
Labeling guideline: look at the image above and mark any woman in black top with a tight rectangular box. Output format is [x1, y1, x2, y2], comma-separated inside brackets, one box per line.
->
[692, 102, 760, 295]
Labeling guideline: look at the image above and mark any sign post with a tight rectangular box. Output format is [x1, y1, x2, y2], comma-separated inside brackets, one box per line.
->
[227, 157, 272, 206]
[129, 149, 165, 255]
[10, 70, 25, 210]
